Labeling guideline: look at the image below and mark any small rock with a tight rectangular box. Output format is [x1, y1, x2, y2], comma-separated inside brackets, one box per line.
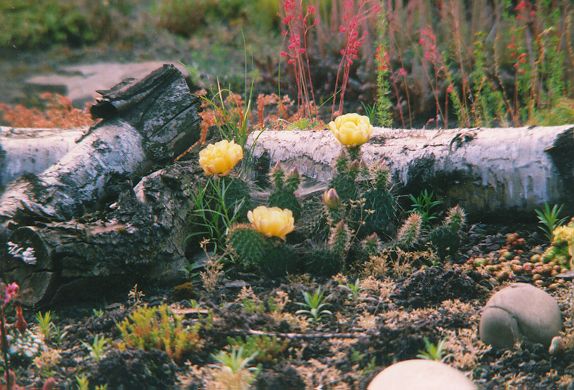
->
[26, 62, 190, 107]
[479, 283, 562, 349]
[368, 359, 476, 390]
[224, 280, 250, 289]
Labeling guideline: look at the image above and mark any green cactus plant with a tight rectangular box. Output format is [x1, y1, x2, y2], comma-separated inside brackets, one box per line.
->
[227, 224, 299, 276]
[256, 243, 300, 277]
[444, 205, 467, 232]
[428, 225, 461, 260]
[360, 166, 397, 236]
[328, 221, 352, 260]
[361, 233, 382, 257]
[268, 165, 302, 220]
[305, 245, 344, 277]
[331, 152, 360, 202]
[428, 206, 467, 260]
[396, 212, 423, 250]
[227, 225, 271, 268]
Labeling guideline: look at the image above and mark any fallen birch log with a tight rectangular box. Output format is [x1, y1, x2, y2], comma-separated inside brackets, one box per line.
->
[0, 127, 86, 190]
[3, 162, 198, 306]
[0, 64, 200, 241]
[249, 125, 574, 219]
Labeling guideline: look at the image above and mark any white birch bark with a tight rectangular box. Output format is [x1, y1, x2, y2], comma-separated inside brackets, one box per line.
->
[249, 125, 574, 218]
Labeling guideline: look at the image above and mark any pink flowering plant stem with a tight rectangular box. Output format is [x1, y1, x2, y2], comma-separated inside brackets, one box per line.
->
[418, 25, 446, 128]
[333, 0, 380, 116]
[280, 0, 318, 118]
[1, 282, 19, 390]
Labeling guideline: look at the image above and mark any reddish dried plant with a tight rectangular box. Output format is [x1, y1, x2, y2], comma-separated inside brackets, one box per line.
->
[0, 93, 94, 128]
[419, 26, 446, 127]
[280, 0, 318, 117]
[255, 93, 294, 128]
[333, 0, 380, 115]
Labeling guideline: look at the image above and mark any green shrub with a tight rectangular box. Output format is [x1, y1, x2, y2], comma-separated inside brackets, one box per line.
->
[154, 0, 279, 37]
[532, 99, 574, 126]
[155, 0, 213, 36]
[0, 0, 133, 49]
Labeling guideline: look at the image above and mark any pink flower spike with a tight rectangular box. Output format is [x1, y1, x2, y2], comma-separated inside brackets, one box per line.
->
[3, 282, 19, 305]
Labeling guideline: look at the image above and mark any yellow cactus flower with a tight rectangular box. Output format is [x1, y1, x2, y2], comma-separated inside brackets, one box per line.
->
[198, 140, 243, 176]
[328, 113, 373, 147]
[247, 206, 295, 240]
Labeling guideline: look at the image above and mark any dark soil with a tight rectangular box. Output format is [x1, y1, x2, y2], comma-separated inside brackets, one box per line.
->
[5, 223, 574, 389]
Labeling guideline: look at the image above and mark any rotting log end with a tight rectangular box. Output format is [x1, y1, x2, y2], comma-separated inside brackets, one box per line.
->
[546, 127, 574, 211]
[2, 226, 56, 306]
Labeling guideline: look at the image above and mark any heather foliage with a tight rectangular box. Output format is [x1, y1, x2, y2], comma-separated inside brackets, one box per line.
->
[0, 93, 94, 128]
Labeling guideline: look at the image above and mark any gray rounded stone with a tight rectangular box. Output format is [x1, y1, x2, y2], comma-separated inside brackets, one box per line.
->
[367, 359, 476, 390]
[479, 283, 562, 348]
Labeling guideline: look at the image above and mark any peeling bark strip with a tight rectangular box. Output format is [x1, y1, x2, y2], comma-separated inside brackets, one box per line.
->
[0, 127, 86, 190]
[249, 126, 574, 219]
[0, 64, 200, 240]
[2, 162, 198, 306]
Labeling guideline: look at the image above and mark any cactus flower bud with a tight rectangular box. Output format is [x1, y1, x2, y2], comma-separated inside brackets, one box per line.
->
[322, 188, 341, 209]
[2, 282, 19, 306]
[15, 305, 27, 333]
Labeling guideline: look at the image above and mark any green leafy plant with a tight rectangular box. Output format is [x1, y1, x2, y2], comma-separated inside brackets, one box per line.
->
[82, 335, 110, 362]
[35, 311, 55, 342]
[211, 346, 259, 389]
[117, 305, 203, 363]
[35, 311, 65, 345]
[92, 308, 104, 318]
[339, 278, 362, 302]
[295, 287, 332, 322]
[408, 190, 443, 226]
[188, 176, 249, 253]
[374, 11, 393, 127]
[417, 337, 449, 362]
[535, 203, 568, 241]
[76, 374, 90, 390]
[361, 103, 379, 127]
[226, 336, 288, 365]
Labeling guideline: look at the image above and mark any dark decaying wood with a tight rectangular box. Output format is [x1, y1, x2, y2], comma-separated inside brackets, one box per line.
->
[3, 162, 199, 306]
[0, 65, 200, 242]
[0, 65, 202, 306]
